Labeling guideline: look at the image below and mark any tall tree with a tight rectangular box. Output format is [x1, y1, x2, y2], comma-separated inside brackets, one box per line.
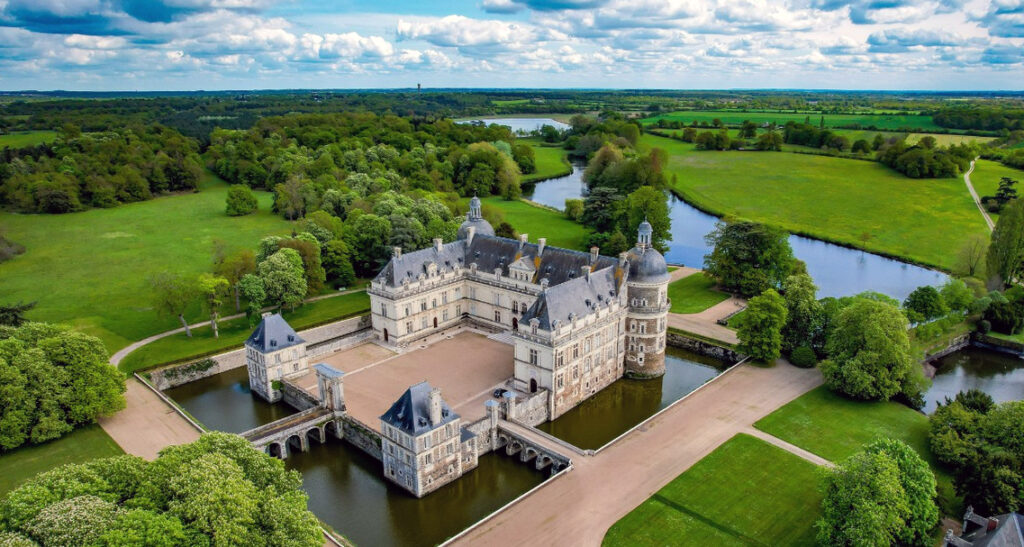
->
[258, 248, 306, 310]
[195, 273, 229, 339]
[704, 221, 796, 297]
[622, 186, 672, 253]
[214, 250, 256, 312]
[987, 198, 1024, 286]
[954, 233, 988, 278]
[149, 272, 196, 337]
[780, 273, 823, 354]
[0, 301, 35, 327]
[736, 289, 788, 363]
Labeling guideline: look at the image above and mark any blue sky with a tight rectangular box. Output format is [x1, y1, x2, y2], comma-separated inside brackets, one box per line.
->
[0, 0, 1021, 90]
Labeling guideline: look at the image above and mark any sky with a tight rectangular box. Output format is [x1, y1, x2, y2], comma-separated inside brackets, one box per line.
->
[0, 0, 1022, 91]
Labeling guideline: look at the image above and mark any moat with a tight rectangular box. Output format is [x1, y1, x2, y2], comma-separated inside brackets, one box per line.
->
[922, 346, 1024, 413]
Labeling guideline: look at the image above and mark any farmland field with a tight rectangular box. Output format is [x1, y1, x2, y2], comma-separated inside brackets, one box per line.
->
[643, 111, 944, 131]
[0, 130, 58, 148]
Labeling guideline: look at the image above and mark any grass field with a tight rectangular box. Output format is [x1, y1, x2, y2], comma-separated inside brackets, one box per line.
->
[907, 133, 997, 146]
[726, 309, 747, 329]
[478, 196, 590, 251]
[970, 159, 1024, 205]
[119, 291, 370, 373]
[668, 273, 730, 314]
[0, 171, 293, 353]
[603, 434, 823, 546]
[0, 424, 123, 497]
[754, 386, 960, 515]
[643, 111, 943, 131]
[521, 138, 571, 183]
[0, 130, 58, 148]
[642, 133, 989, 270]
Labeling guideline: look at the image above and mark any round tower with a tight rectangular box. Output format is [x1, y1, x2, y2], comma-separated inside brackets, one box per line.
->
[624, 220, 671, 379]
[457, 195, 495, 239]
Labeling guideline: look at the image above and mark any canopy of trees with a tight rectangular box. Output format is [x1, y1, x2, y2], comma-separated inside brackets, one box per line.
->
[735, 289, 787, 363]
[987, 198, 1024, 286]
[0, 432, 323, 546]
[703, 221, 796, 298]
[877, 139, 974, 178]
[0, 323, 125, 450]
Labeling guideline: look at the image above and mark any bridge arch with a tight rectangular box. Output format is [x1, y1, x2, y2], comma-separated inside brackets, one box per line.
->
[268, 442, 285, 459]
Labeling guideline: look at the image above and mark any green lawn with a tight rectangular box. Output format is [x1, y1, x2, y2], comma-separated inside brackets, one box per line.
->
[642, 133, 989, 270]
[0, 130, 58, 148]
[643, 111, 943, 131]
[907, 133, 996, 146]
[521, 138, 571, 184]
[0, 424, 123, 497]
[668, 273, 730, 314]
[604, 434, 823, 546]
[479, 196, 590, 251]
[119, 291, 370, 374]
[971, 159, 1024, 207]
[754, 386, 960, 515]
[0, 171, 293, 353]
[726, 309, 747, 329]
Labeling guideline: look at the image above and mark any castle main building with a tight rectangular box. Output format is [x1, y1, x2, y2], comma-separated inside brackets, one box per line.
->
[368, 197, 671, 420]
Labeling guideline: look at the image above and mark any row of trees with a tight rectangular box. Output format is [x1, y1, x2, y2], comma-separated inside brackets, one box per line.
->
[0, 124, 203, 213]
[877, 139, 975, 179]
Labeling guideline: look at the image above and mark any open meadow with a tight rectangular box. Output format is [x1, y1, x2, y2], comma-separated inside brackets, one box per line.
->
[0, 171, 293, 353]
[643, 111, 945, 131]
[603, 434, 822, 546]
[641, 133, 989, 270]
[0, 130, 58, 148]
[478, 196, 591, 251]
[970, 158, 1024, 207]
[522, 137, 572, 183]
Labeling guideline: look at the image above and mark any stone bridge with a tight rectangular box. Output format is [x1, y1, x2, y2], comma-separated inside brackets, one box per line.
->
[241, 407, 344, 459]
[495, 419, 573, 474]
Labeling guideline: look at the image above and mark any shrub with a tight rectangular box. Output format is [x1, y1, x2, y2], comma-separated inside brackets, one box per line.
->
[977, 319, 992, 334]
[225, 185, 258, 216]
[789, 345, 818, 368]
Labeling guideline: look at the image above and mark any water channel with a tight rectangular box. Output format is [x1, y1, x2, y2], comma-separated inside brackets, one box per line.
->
[922, 347, 1024, 413]
[523, 157, 947, 300]
[165, 366, 296, 433]
[537, 348, 727, 449]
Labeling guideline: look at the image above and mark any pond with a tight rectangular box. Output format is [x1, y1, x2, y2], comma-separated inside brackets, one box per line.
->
[536, 348, 727, 449]
[163, 366, 297, 433]
[460, 117, 570, 133]
[525, 163, 947, 300]
[923, 347, 1024, 413]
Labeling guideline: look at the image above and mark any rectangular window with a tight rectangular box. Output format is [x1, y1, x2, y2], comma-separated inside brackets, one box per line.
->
[470, 287, 476, 299]
[456, 305, 462, 316]
[406, 321, 413, 333]
[420, 318, 427, 329]
[442, 292, 448, 304]
[405, 306, 410, 317]
[494, 310, 501, 323]
[529, 348, 538, 365]
[380, 304, 387, 318]
[421, 300, 427, 311]
[432, 298, 437, 308]
[513, 301, 519, 313]
[573, 345, 579, 359]
[443, 309, 449, 321]
[557, 375, 564, 389]
[556, 352, 563, 366]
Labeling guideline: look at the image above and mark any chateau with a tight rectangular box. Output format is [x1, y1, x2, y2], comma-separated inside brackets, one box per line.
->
[368, 196, 671, 420]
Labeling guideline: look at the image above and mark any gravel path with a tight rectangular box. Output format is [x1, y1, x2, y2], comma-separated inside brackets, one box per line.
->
[98, 378, 202, 460]
[963, 157, 995, 232]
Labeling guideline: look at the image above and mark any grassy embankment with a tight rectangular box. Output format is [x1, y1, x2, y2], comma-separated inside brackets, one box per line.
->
[521, 137, 572, 184]
[641, 133, 989, 271]
[604, 434, 822, 546]
[0, 171, 295, 353]
[119, 291, 370, 374]
[478, 196, 590, 251]
[0, 425, 123, 497]
[755, 386, 960, 516]
[0, 130, 59, 148]
[667, 273, 729, 314]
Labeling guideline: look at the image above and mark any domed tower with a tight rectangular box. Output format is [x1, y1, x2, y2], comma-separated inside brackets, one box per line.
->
[457, 196, 495, 240]
[624, 219, 671, 378]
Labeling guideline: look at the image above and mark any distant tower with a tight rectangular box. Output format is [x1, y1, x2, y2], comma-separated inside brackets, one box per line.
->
[417, 83, 421, 92]
[623, 220, 670, 378]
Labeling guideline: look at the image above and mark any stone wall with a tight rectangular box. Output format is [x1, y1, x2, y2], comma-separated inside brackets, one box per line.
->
[922, 333, 971, 362]
[974, 333, 1024, 355]
[148, 313, 371, 390]
[464, 418, 496, 455]
[513, 390, 550, 427]
[342, 416, 382, 461]
[282, 380, 319, 411]
[667, 332, 743, 363]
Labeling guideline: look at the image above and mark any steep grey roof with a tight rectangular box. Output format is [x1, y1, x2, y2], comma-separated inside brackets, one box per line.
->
[968, 514, 1024, 547]
[520, 266, 621, 330]
[380, 382, 459, 436]
[374, 234, 618, 289]
[626, 245, 670, 284]
[245, 313, 304, 352]
[460, 428, 476, 443]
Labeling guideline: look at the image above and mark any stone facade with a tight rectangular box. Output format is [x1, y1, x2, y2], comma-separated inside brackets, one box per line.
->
[244, 313, 309, 403]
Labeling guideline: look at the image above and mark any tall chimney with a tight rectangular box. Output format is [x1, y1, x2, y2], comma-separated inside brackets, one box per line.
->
[467, 226, 476, 244]
[590, 246, 599, 263]
[537, 238, 546, 256]
[618, 251, 628, 267]
[581, 265, 591, 281]
[519, 233, 528, 250]
[428, 387, 442, 426]
[393, 246, 402, 258]
[434, 238, 443, 252]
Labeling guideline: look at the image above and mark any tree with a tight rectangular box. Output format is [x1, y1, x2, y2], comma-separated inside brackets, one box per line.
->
[278, 235, 326, 296]
[225, 185, 258, 216]
[939, 279, 974, 312]
[238, 274, 266, 326]
[903, 285, 948, 323]
[755, 131, 782, 151]
[780, 273, 823, 354]
[817, 439, 938, 547]
[0, 323, 125, 450]
[987, 198, 1024, 286]
[581, 187, 624, 232]
[321, 239, 356, 288]
[681, 127, 697, 142]
[954, 233, 988, 278]
[0, 302, 35, 327]
[195, 273, 229, 338]
[149, 272, 196, 337]
[995, 177, 1018, 204]
[736, 289, 787, 363]
[820, 298, 921, 404]
[214, 249, 256, 312]
[257, 248, 306, 310]
[739, 120, 758, 138]
[704, 221, 796, 298]
[622, 186, 671, 252]
[273, 175, 311, 220]
[564, 199, 584, 221]
[495, 222, 516, 238]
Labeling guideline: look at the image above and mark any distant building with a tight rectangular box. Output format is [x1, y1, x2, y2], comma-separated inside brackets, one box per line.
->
[380, 382, 478, 497]
[245, 313, 309, 403]
[945, 507, 1023, 547]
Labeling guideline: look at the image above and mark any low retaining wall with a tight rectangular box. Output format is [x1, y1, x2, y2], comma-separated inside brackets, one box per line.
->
[148, 314, 371, 390]
[922, 333, 971, 363]
[975, 333, 1024, 355]
[341, 416, 382, 461]
[667, 332, 743, 363]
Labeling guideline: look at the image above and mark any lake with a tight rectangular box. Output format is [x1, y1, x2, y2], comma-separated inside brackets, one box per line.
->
[460, 117, 570, 133]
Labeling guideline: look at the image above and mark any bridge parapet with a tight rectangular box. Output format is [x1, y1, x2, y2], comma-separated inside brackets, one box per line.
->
[495, 420, 573, 474]
[242, 407, 342, 459]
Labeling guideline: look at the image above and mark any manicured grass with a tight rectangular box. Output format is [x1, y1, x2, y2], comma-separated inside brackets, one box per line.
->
[479, 196, 590, 251]
[667, 273, 730, 314]
[642, 133, 989, 270]
[726, 309, 747, 329]
[0, 130, 58, 148]
[0, 424, 123, 497]
[0, 171, 293, 353]
[521, 138, 571, 184]
[604, 434, 823, 546]
[119, 291, 370, 374]
[754, 386, 960, 515]
[643, 111, 943, 131]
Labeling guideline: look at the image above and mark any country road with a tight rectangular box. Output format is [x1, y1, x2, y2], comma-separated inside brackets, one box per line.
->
[963, 157, 995, 232]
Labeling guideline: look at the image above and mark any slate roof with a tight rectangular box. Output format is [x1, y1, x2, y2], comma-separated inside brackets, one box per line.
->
[520, 266, 621, 330]
[966, 514, 1024, 547]
[374, 234, 618, 289]
[626, 244, 671, 284]
[313, 363, 344, 379]
[380, 381, 459, 436]
[245, 313, 305, 352]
